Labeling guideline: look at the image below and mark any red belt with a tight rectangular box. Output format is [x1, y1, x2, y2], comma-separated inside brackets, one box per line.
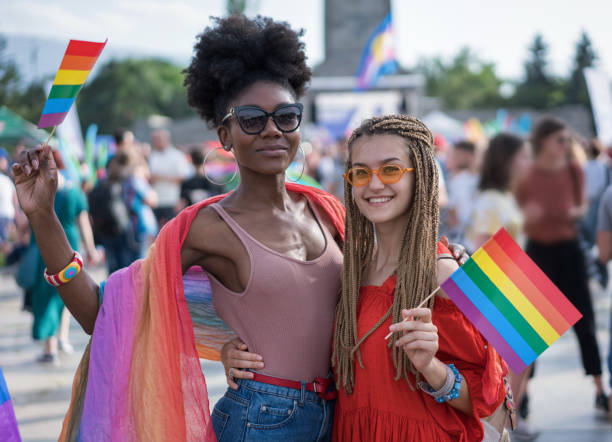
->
[250, 372, 337, 400]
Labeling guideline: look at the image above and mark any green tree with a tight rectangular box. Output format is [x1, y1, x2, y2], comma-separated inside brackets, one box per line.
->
[227, 0, 247, 14]
[418, 48, 505, 109]
[565, 31, 598, 105]
[0, 35, 20, 107]
[512, 34, 565, 108]
[78, 58, 194, 133]
[9, 81, 46, 123]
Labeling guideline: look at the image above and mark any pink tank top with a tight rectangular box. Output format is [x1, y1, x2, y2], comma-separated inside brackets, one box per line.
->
[207, 202, 343, 382]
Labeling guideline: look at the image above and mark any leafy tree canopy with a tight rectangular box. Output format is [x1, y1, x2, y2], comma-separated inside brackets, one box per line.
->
[418, 47, 505, 110]
[78, 58, 194, 133]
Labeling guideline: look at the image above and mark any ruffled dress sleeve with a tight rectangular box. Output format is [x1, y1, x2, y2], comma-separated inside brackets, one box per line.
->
[428, 295, 509, 440]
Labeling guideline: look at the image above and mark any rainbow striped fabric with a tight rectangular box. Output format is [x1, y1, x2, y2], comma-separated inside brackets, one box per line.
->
[441, 228, 582, 374]
[0, 366, 21, 442]
[355, 13, 397, 90]
[38, 39, 107, 129]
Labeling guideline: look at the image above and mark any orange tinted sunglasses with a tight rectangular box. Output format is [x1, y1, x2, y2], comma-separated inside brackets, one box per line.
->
[344, 164, 414, 187]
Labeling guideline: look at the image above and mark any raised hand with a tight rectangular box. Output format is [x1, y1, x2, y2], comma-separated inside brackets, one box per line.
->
[12, 144, 58, 217]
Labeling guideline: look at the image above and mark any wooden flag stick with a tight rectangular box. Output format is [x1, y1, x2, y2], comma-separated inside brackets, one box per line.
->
[384, 286, 441, 340]
[44, 126, 57, 147]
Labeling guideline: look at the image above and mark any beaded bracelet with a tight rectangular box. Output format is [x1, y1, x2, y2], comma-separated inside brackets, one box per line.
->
[44, 251, 83, 287]
[418, 364, 463, 403]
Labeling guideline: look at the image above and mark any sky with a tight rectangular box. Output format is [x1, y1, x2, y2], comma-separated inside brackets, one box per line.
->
[2, 0, 612, 82]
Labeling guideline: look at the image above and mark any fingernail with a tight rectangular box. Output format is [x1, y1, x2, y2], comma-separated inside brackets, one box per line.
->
[257, 362, 264, 368]
[256, 355, 263, 361]
[248, 372, 254, 378]
[24, 165, 31, 175]
[388, 325, 396, 332]
[32, 159, 39, 170]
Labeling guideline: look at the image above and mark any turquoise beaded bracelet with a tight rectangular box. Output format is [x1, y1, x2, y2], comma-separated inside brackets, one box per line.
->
[418, 363, 463, 403]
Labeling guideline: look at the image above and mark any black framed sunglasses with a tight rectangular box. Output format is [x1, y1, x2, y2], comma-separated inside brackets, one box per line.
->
[222, 103, 304, 135]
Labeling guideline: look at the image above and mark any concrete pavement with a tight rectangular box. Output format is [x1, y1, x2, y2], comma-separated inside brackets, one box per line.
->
[1, 269, 611, 441]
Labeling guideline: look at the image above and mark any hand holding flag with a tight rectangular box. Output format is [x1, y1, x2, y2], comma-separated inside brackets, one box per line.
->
[386, 228, 582, 374]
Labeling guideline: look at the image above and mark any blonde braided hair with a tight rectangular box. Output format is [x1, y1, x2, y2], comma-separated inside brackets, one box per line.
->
[332, 115, 440, 394]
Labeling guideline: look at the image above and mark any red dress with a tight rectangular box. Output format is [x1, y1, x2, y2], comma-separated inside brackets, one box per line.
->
[333, 275, 507, 442]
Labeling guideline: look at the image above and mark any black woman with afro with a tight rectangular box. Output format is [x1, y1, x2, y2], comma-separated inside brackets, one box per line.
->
[182, 14, 346, 441]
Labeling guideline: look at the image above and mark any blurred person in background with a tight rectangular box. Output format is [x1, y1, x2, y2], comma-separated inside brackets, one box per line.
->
[90, 152, 157, 271]
[464, 133, 537, 440]
[178, 146, 225, 211]
[465, 134, 530, 251]
[113, 128, 150, 180]
[122, 153, 159, 259]
[29, 150, 99, 364]
[582, 139, 611, 285]
[148, 129, 191, 227]
[595, 181, 612, 421]
[318, 137, 347, 199]
[0, 147, 17, 259]
[434, 135, 452, 238]
[446, 140, 478, 243]
[516, 116, 608, 414]
[304, 140, 323, 183]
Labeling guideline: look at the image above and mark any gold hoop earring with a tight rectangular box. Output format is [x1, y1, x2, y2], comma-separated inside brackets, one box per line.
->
[286, 144, 305, 183]
[204, 147, 239, 186]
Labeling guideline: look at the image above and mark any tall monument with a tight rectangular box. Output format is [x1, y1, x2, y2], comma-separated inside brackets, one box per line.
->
[314, 0, 391, 76]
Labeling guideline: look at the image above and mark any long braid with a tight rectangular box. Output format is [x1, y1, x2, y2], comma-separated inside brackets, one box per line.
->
[332, 115, 439, 394]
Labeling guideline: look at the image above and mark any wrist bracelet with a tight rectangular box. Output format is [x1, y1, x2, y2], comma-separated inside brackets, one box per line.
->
[44, 251, 83, 287]
[418, 363, 463, 403]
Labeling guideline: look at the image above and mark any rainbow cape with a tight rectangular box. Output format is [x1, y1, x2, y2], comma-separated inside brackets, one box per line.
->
[441, 228, 582, 374]
[59, 183, 345, 441]
[0, 366, 21, 442]
[38, 39, 107, 129]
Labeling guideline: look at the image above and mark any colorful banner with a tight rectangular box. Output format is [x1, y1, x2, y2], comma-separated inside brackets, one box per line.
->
[441, 228, 582, 374]
[0, 366, 21, 442]
[355, 13, 397, 90]
[38, 39, 107, 129]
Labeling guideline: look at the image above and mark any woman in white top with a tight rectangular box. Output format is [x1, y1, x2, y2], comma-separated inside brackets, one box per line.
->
[465, 133, 530, 252]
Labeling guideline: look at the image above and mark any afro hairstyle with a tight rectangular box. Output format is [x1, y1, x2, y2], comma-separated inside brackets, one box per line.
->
[184, 15, 312, 127]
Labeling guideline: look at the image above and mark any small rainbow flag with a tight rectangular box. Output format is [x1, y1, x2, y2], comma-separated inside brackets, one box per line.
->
[37, 39, 107, 129]
[355, 13, 397, 90]
[0, 366, 21, 442]
[441, 228, 582, 374]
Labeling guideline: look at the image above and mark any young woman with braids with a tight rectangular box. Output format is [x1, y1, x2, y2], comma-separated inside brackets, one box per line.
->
[225, 116, 508, 441]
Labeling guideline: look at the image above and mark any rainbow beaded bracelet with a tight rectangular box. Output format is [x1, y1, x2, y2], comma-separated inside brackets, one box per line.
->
[44, 251, 83, 287]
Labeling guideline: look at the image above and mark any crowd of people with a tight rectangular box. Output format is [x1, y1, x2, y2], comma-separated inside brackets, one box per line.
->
[1, 13, 612, 442]
[422, 119, 612, 440]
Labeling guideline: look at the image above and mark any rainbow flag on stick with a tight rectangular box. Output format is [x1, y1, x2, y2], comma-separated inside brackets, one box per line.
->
[38, 39, 107, 129]
[441, 228, 582, 374]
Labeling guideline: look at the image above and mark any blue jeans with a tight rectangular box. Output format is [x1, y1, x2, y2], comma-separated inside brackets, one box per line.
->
[212, 378, 335, 441]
